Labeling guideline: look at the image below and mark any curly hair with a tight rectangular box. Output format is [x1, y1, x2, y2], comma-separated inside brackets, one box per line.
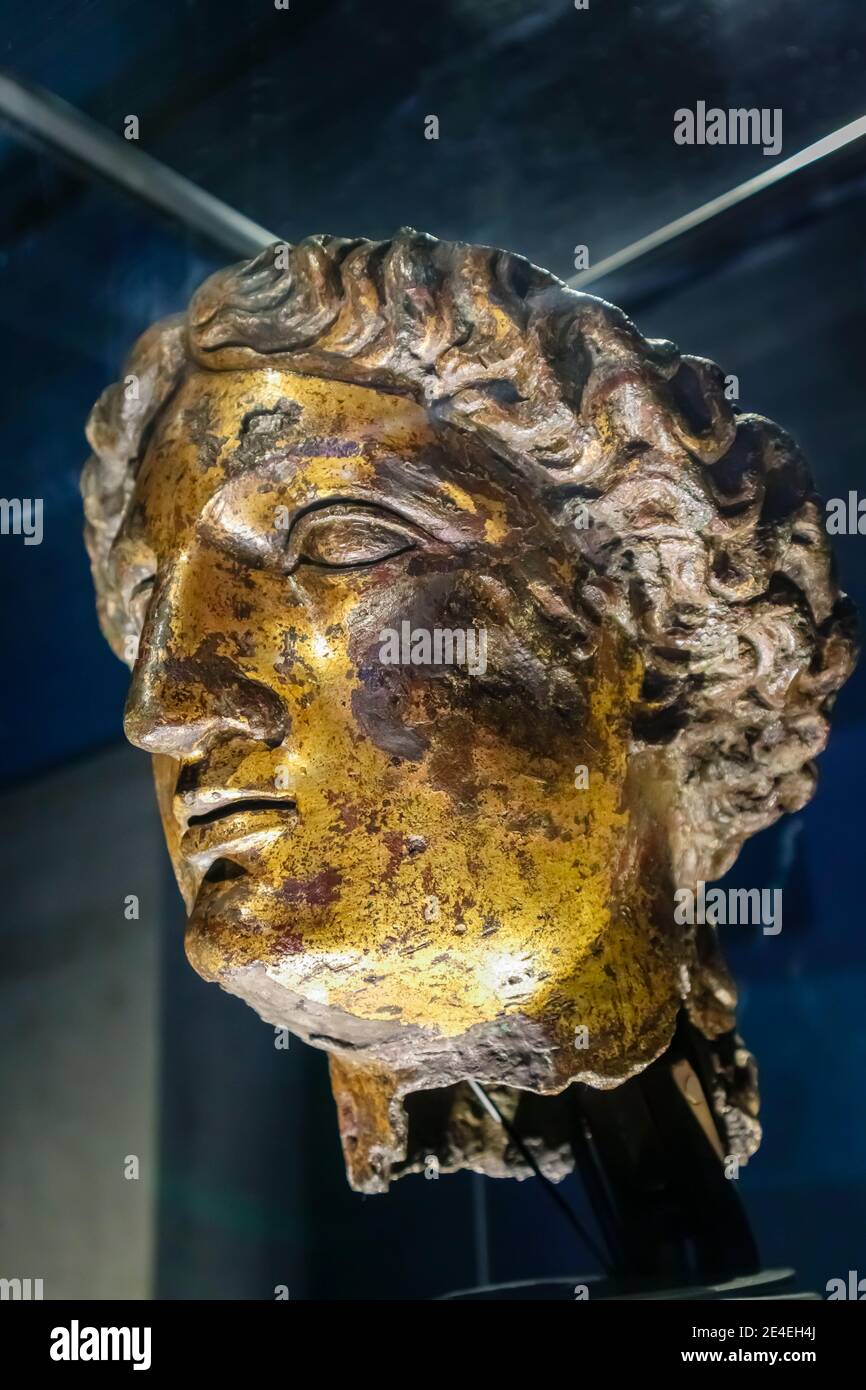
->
[82, 228, 856, 890]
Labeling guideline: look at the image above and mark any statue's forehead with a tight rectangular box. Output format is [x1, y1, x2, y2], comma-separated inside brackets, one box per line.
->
[131, 366, 443, 531]
[127, 364, 514, 554]
[158, 365, 434, 443]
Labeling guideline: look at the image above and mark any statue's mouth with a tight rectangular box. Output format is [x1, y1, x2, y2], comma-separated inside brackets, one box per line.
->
[186, 797, 296, 828]
[181, 799, 299, 888]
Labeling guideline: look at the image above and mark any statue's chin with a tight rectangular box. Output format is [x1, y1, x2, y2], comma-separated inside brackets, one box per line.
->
[184, 918, 682, 1097]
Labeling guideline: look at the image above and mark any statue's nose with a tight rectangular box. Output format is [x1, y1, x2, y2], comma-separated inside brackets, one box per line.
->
[123, 568, 288, 759]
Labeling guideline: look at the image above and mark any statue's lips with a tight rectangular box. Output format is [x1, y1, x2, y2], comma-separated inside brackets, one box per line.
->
[181, 801, 298, 882]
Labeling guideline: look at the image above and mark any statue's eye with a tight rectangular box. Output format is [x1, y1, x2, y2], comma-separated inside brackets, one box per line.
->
[286, 506, 418, 570]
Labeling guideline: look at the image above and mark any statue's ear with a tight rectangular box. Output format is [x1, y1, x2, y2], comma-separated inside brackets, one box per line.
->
[683, 920, 761, 1169]
[686, 919, 738, 1038]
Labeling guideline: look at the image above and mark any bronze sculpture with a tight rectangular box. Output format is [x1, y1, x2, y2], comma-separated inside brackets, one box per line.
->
[82, 230, 855, 1202]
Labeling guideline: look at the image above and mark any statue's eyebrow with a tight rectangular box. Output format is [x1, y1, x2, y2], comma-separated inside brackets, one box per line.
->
[201, 457, 484, 555]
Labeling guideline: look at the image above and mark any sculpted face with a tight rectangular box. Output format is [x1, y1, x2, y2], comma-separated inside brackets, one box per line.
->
[114, 366, 680, 1093]
[85, 231, 854, 1191]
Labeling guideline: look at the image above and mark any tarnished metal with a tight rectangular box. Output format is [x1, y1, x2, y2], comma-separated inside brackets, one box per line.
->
[82, 231, 856, 1191]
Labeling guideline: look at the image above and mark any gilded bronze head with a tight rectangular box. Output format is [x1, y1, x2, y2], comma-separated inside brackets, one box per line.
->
[83, 231, 855, 1191]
